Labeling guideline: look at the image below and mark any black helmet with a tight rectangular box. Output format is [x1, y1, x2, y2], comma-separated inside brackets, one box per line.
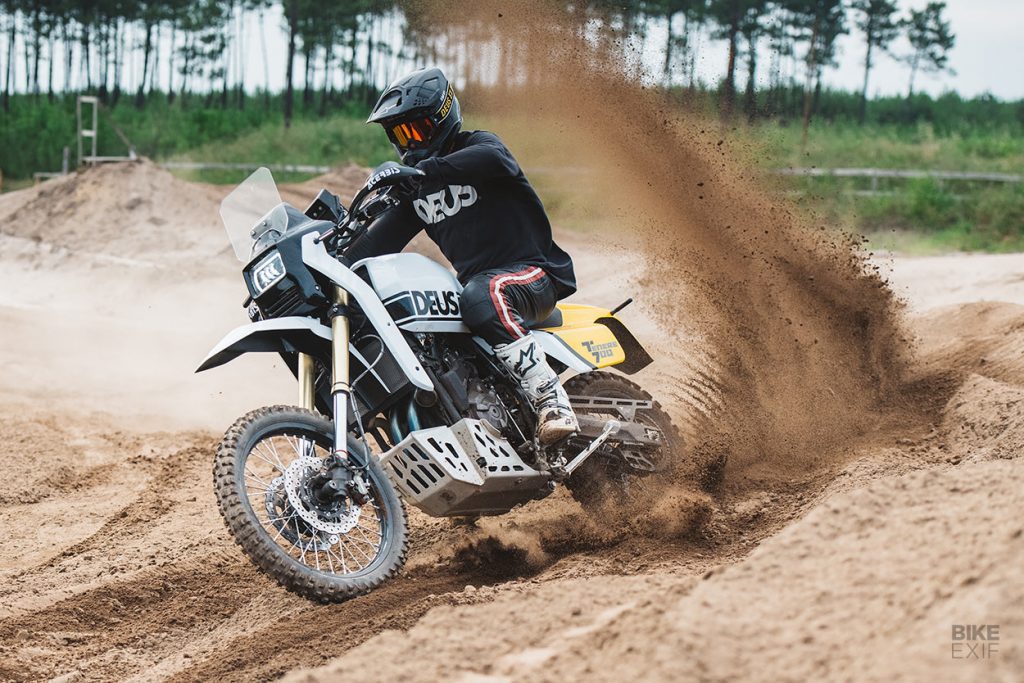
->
[367, 67, 462, 165]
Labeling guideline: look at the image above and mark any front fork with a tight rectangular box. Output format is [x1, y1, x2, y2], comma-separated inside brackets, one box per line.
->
[328, 285, 351, 458]
[297, 285, 370, 504]
[295, 285, 351, 457]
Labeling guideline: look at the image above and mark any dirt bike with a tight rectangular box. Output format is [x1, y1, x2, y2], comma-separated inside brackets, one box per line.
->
[198, 163, 679, 602]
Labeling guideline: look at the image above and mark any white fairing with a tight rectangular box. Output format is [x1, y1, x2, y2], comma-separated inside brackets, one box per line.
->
[354, 253, 470, 333]
[300, 233, 434, 391]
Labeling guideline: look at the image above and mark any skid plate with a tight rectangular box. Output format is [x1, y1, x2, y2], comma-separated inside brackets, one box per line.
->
[379, 418, 551, 517]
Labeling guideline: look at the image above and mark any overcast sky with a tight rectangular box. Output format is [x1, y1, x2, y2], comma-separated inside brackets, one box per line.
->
[7, 0, 1022, 100]
[760, 0, 1024, 98]
[247, 0, 1022, 99]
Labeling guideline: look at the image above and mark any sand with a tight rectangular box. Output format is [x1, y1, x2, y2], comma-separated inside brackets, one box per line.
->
[0, 159, 1020, 681]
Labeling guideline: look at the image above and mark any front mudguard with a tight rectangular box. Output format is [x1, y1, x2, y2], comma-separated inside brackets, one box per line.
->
[196, 317, 333, 373]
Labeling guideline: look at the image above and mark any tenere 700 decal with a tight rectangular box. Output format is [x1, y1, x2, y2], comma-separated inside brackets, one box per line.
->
[384, 290, 461, 322]
[581, 339, 620, 364]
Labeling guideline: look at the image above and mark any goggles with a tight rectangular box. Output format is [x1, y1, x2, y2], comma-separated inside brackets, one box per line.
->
[387, 116, 436, 151]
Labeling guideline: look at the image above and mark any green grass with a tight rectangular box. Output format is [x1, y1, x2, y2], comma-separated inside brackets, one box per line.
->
[0, 176, 34, 192]
[0, 92, 384, 182]
[164, 110, 397, 185]
[752, 121, 1024, 173]
[738, 121, 1024, 253]
[866, 226, 1024, 255]
[3, 92, 1021, 253]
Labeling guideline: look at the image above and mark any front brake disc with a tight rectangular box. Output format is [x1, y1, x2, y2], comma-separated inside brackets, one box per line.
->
[282, 456, 361, 534]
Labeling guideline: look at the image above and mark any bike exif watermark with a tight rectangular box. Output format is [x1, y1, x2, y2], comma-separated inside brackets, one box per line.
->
[951, 624, 1000, 659]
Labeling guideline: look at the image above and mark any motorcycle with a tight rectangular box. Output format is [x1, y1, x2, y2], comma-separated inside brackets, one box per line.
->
[198, 163, 680, 602]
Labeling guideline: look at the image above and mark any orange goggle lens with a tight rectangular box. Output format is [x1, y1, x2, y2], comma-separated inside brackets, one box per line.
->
[390, 118, 435, 149]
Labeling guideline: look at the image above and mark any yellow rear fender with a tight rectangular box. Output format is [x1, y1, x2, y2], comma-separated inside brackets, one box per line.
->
[535, 303, 653, 375]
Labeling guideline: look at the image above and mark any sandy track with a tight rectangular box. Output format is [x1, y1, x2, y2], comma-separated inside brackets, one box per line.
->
[0, 163, 1021, 681]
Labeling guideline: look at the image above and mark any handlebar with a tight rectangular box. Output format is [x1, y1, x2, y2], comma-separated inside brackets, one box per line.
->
[314, 162, 425, 252]
[313, 189, 397, 248]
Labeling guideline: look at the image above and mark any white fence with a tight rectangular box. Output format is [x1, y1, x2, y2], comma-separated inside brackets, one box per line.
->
[777, 167, 1021, 193]
[776, 167, 1021, 182]
[22, 160, 1023, 194]
[160, 161, 334, 174]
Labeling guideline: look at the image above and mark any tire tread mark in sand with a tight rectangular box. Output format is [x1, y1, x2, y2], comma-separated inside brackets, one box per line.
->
[0, 460, 123, 505]
[0, 438, 213, 609]
[33, 440, 209, 567]
[0, 563, 262, 682]
[159, 570, 482, 683]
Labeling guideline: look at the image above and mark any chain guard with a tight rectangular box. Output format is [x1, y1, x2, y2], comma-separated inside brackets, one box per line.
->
[569, 411, 666, 475]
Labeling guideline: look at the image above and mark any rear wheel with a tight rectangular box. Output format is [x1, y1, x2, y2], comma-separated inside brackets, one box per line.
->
[563, 372, 681, 511]
[214, 405, 408, 603]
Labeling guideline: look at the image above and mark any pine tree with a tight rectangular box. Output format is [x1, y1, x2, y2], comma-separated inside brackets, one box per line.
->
[851, 0, 899, 122]
[708, 0, 765, 117]
[902, 0, 954, 98]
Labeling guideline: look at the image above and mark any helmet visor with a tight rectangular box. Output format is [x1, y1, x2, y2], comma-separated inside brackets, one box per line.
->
[388, 117, 436, 151]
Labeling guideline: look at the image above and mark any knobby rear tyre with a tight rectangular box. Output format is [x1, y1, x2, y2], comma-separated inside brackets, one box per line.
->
[563, 372, 682, 511]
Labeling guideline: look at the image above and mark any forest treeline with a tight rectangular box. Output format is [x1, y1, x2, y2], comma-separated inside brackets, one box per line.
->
[0, 0, 968, 129]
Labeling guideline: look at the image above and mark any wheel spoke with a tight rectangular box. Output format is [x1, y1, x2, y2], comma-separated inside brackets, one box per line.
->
[355, 520, 384, 538]
[311, 536, 321, 572]
[245, 468, 273, 487]
[265, 439, 288, 472]
[268, 511, 298, 545]
[325, 541, 335, 573]
[332, 542, 350, 573]
[351, 525, 382, 552]
[230, 425, 397, 580]
[343, 535, 374, 563]
[249, 449, 277, 470]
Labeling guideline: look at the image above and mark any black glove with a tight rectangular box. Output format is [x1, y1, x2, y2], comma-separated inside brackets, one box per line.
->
[393, 165, 427, 200]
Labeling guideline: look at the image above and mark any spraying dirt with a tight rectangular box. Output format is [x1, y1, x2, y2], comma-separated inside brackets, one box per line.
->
[405, 0, 922, 528]
[389, 4, 917, 509]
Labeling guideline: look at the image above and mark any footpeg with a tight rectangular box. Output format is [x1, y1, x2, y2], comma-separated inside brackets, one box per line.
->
[562, 420, 620, 476]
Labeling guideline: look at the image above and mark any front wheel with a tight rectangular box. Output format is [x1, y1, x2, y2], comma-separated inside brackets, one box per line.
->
[213, 405, 407, 603]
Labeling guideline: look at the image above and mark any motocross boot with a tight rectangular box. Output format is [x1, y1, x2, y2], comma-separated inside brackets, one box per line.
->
[494, 334, 579, 444]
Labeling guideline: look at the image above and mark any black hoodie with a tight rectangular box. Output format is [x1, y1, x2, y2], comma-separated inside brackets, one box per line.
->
[344, 130, 577, 297]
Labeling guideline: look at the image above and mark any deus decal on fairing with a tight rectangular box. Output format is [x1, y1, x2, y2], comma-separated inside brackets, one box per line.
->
[384, 289, 461, 322]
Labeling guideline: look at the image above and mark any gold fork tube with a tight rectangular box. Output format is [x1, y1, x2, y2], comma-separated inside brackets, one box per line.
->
[331, 286, 351, 455]
[297, 352, 316, 411]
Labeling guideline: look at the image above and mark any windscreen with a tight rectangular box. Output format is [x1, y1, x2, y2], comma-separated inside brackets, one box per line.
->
[219, 167, 284, 262]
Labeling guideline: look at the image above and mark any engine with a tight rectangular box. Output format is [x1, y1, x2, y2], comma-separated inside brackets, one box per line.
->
[465, 376, 510, 432]
[437, 353, 511, 434]
[405, 328, 531, 450]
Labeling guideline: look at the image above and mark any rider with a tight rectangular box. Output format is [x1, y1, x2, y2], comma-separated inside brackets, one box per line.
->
[346, 67, 579, 445]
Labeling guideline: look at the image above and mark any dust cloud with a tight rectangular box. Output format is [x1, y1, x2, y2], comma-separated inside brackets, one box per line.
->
[412, 0, 912, 478]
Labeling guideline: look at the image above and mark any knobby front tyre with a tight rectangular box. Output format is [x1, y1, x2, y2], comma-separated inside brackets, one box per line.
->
[213, 405, 408, 603]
